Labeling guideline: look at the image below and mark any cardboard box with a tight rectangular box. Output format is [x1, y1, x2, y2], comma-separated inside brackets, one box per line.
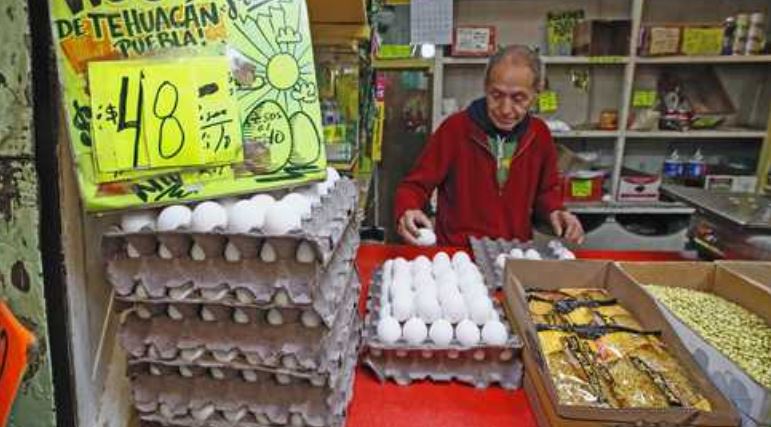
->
[681, 25, 724, 56]
[704, 175, 758, 193]
[572, 20, 632, 56]
[716, 261, 771, 290]
[639, 25, 682, 56]
[562, 171, 605, 202]
[617, 262, 771, 426]
[617, 174, 662, 201]
[502, 260, 739, 426]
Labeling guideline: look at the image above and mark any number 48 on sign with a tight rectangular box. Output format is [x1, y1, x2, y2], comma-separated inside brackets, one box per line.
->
[88, 57, 242, 180]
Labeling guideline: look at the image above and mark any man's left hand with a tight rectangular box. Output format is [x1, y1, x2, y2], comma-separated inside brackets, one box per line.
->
[549, 210, 585, 245]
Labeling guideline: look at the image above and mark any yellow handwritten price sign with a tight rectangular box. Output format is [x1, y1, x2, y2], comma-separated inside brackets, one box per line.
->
[49, 0, 327, 211]
[632, 90, 657, 108]
[538, 91, 559, 113]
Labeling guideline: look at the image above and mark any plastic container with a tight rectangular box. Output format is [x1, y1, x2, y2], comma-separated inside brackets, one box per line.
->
[686, 149, 707, 179]
[662, 149, 685, 181]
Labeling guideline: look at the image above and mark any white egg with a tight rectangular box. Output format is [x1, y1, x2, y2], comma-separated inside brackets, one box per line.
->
[415, 228, 437, 246]
[190, 243, 206, 261]
[126, 243, 141, 258]
[224, 241, 241, 262]
[441, 291, 468, 323]
[191, 201, 228, 232]
[301, 310, 322, 328]
[509, 248, 524, 259]
[121, 211, 157, 232]
[296, 186, 322, 206]
[377, 316, 401, 344]
[468, 297, 494, 325]
[416, 293, 442, 324]
[156, 205, 192, 231]
[393, 257, 409, 271]
[451, 251, 471, 267]
[412, 273, 435, 292]
[481, 320, 508, 346]
[462, 282, 489, 302]
[263, 202, 302, 235]
[456, 319, 481, 346]
[313, 181, 329, 197]
[260, 241, 278, 263]
[548, 240, 564, 251]
[266, 308, 284, 325]
[225, 200, 264, 233]
[325, 167, 341, 186]
[429, 319, 454, 346]
[250, 193, 276, 208]
[416, 285, 438, 303]
[158, 244, 173, 259]
[495, 253, 508, 270]
[524, 249, 542, 260]
[559, 250, 576, 260]
[392, 293, 415, 322]
[281, 193, 313, 217]
[218, 197, 240, 215]
[296, 241, 316, 263]
[411, 256, 432, 274]
[402, 317, 428, 345]
[432, 252, 452, 268]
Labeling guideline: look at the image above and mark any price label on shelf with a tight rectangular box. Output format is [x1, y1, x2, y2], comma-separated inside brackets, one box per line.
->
[88, 57, 242, 178]
[538, 90, 559, 113]
[571, 179, 593, 198]
[632, 90, 657, 108]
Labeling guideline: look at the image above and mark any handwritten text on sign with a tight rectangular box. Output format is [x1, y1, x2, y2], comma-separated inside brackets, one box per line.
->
[88, 57, 242, 179]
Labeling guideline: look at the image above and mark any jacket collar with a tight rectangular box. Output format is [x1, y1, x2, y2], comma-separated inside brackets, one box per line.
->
[468, 112, 537, 159]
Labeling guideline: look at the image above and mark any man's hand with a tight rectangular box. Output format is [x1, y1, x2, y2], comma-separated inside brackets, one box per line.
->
[397, 210, 433, 245]
[549, 210, 585, 245]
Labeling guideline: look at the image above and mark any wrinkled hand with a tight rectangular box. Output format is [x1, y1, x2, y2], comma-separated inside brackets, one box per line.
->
[550, 210, 585, 245]
[397, 209, 433, 246]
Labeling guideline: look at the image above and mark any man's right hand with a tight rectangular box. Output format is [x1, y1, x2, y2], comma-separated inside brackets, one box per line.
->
[397, 210, 433, 245]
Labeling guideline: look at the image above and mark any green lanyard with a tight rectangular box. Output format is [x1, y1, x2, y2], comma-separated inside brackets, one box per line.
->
[492, 135, 518, 187]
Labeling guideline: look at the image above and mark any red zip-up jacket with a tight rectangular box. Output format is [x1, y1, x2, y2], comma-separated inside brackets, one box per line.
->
[394, 110, 564, 247]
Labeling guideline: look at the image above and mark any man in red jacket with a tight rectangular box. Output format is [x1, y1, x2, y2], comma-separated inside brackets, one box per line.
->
[395, 45, 584, 247]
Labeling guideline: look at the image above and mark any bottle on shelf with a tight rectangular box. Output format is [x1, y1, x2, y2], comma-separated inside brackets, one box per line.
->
[662, 149, 684, 184]
[684, 148, 707, 188]
[722, 16, 736, 55]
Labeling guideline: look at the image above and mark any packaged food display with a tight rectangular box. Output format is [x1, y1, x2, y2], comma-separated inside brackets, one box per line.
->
[527, 287, 711, 410]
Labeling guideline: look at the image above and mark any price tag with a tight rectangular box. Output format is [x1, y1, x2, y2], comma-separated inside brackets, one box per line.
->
[632, 90, 657, 108]
[538, 91, 559, 113]
[88, 57, 242, 176]
[378, 44, 413, 59]
[571, 179, 593, 198]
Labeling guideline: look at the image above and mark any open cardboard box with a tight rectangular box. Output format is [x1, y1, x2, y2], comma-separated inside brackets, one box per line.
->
[616, 262, 771, 426]
[502, 259, 739, 426]
[715, 261, 771, 291]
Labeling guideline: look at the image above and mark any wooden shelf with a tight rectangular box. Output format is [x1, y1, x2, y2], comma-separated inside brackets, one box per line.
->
[373, 58, 433, 70]
[441, 56, 630, 66]
[626, 129, 766, 139]
[552, 130, 619, 139]
[635, 55, 771, 64]
[566, 201, 694, 215]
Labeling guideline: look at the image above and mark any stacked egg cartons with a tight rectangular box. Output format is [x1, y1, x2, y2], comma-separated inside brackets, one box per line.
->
[103, 169, 362, 427]
[362, 251, 522, 389]
[470, 236, 576, 290]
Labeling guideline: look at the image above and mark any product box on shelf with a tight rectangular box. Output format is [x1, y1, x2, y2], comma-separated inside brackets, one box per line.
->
[617, 171, 662, 202]
[704, 175, 758, 193]
[502, 259, 740, 427]
[617, 261, 771, 426]
[561, 171, 605, 203]
[639, 25, 682, 56]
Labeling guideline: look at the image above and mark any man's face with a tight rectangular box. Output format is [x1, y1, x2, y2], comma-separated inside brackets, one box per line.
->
[485, 62, 537, 132]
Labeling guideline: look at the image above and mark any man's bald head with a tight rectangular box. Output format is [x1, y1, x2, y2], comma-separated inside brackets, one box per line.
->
[484, 45, 542, 90]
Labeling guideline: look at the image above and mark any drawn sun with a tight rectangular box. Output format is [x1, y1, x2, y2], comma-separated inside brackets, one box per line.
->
[229, 1, 323, 170]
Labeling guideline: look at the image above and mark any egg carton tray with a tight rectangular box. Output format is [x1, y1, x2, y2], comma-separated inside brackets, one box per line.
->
[102, 177, 358, 268]
[119, 273, 361, 377]
[361, 269, 523, 389]
[130, 320, 359, 427]
[470, 237, 557, 290]
[107, 221, 360, 328]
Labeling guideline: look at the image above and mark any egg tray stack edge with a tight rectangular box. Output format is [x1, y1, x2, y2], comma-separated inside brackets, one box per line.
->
[107, 218, 361, 328]
[361, 269, 524, 390]
[119, 270, 361, 378]
[103, 177, 358, 268]
[129, 316, 361, 427]
[470, 237, 558, 291]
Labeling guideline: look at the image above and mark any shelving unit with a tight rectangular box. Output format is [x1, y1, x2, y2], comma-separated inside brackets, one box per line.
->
[431, 0, 771, 206]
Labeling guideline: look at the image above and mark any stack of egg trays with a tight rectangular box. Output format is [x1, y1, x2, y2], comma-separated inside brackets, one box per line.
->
[470, 237, 556, 291]
[124, 276, 361, 427]
[102, 178, 363, 426]
[361, 269, 523, 390]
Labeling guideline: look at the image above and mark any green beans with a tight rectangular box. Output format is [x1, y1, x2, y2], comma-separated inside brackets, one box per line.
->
[646, 285, 771, 389]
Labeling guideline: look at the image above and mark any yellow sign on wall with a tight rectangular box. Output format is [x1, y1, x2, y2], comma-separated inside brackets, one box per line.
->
[49, 0, 326, 211]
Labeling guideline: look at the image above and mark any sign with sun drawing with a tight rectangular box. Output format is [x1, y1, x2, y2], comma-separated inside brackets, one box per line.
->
[48, 0, 326, 212]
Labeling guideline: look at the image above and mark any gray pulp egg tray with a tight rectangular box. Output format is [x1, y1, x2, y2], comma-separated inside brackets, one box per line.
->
[105, 214, 361, 328]
[470, 236, 558, 290]
[129, 317, 360, 427]
[361, 269, 523, 390]
[103, 177, 358, 269]
[119, 271, 361, 380]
